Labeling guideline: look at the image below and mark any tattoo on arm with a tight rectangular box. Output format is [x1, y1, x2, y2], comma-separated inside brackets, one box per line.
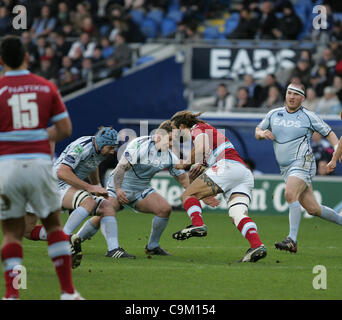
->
[113, 162, 131, 189]
[199, 173, 223, 194]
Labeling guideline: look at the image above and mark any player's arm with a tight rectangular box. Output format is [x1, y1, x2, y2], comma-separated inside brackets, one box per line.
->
[57, 164, 107, 195]
[47, 116, 72, 142]
[113, 157, 132, 204]
[255, 126, 274, 140]
[325, 131, 339, 150]
[174, 172, 190, 189]
[88, 167, 101, 185]
[327, 136, 342, 173]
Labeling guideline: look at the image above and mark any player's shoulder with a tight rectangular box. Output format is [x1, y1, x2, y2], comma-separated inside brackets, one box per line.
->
[267, 106, 285, 117]
[127, 135, 151, 149]
[300, 106, 323, 120]
[29, 73, 59, 92]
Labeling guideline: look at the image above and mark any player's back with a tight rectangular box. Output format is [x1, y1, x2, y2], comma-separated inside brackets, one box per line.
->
[0, 70, 67, 159]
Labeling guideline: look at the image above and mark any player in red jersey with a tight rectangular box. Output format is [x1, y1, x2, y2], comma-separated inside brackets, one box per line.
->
[170, 111, 267, 262]
[0, 35, 83, 299]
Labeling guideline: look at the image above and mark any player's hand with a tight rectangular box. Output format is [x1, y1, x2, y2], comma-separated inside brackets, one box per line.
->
[88, 185, 108, 197]
[175, 161, 191, 170]
[262, 129, 275, 140]
[189, 164, 206, 182]
[202, 196, 220, 207]
[115, 188, 129, 204]
[326, 159, 337, 174]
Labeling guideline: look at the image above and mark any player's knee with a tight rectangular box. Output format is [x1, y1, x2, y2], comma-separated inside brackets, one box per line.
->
[72, 190, 95, 213]
[284, 189, 297, 203]
[304, 204, 321, 216]
[98, 199, 116, 217]
[227, 196, 250, 227]
[157, 204, 172, 218]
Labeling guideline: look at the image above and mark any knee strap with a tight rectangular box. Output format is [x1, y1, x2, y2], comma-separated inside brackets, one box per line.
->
[72, 190, 92, 209]
[228, 196, 250, 227]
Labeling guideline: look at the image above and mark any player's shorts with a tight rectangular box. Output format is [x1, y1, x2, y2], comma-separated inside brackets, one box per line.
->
[205, 159, 254, 202]
[280, 158, 316, 187]
[0, 158, 61, 220]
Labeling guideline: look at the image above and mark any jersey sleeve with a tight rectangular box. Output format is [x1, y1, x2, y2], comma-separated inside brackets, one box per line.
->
[49, 83, 69, 123]
[191, 125, 209, 143]
[123, 138, 143, 165]
[307, 111, 332, 137]
[168, 151, 185, 177]
[257, 110, 274, 130]
[61, 144, 84, 170]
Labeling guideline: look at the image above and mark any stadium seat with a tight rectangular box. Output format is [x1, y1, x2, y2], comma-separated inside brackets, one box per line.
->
[224, 16, 239, 35]
[140, 18, 159, 38]
[168, 0, 180, 12]
[146, 8, 164, 25]
[136, 56, 155, 66]
[333, 13, 342, 22]
[166, 9, 184, 23]
[203, 26, 220, 39]
[130, 9, 145, 25]
[160, 17, 177, 37]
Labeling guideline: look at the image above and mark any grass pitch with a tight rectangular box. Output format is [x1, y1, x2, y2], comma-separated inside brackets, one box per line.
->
[1, 210, 342, 300]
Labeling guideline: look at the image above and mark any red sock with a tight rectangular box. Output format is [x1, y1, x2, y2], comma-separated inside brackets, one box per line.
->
[184, 197, 204, 226]
[47, 230, 74, 294]
[237, 217, 262, 248]
[30, 225, 43, 240]
[1, 243, 23, 299]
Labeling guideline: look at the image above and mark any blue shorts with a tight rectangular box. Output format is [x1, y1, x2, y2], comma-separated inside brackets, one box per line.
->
[280, 158, 316, 187]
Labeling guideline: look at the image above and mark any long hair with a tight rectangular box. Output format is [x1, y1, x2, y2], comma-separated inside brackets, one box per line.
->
[170, 110, 206, 128]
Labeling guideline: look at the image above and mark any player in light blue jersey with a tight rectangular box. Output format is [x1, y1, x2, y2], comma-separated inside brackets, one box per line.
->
[76, 121, 190, 255]
[256, 83, 342, 253]
[24, 126, 135, 267]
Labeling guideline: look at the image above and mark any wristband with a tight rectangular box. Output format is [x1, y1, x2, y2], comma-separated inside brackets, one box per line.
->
[334, 144, 338, 152]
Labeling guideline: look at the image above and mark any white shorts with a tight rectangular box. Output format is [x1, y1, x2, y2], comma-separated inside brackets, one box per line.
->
[0, 159, 61, 220]
[205, 159, 254, 202]
[280, 158, 316, 187]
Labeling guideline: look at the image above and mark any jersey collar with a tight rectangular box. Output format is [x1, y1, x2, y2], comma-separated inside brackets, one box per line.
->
[4, 70, 30, 76]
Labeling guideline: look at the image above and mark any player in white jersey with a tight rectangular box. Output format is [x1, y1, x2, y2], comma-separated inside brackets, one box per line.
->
[25, 126, 135, 268]
[256, 82, 342, 253]
[76, 121, 190, 255]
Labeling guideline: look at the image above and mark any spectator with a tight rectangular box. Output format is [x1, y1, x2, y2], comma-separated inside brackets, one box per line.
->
[30, 5, 57, 38]
[316, 87, 342, 115]
[37, 56, 55, 81]
[54, 33, 71, 64]
[0, 6, 11, 36]
[272, 1, 302, 40]
[244, 74, 263, 106]
[71, 2, 91, 34]
[112, 32, 132, 72]
[21, 31, 40, 72]
[61, 22, 79, 38]
[234, 87, 255, 109]
[260, 85, 284, 109]
[310, 64, 329, 97]
[332, 75, 342, 103]
[190, 83, 236, 112]
[100, 37, 114, 59]
[68, 32, 96, 59]
[81, 16, 97, 37]
[36, 35, 48, 59]
[80, 58, 93, 81]
[302, 87, 319, 112]
[58, 56, 79, 84]
[59, 69, 76, 87]
[91, 46, 104, 64]
[228, 7, 257, 39]
[57, 2, 70, 29]
[44, 46, 59, 76]
[290, 59, 311, 88]
[330, 21, 342, 41]
[312, 132, 333, 169]
[260, 73, 283, 103]
[313, 48, 336, 83]
[256, 1, 278, 39]
[299, 49, 314, 68]
[95, 57, 120, 81]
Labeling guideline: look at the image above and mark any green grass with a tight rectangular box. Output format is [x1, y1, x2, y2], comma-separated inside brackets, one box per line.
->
[1, 210, 342, 300]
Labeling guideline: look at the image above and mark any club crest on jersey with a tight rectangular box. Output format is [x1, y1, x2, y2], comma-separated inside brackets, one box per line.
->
[273, 118, 301, 128]
[73, 145, 84, 154]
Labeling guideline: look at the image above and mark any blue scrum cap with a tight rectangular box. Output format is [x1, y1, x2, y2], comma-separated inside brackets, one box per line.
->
[95, 126, 118, 150]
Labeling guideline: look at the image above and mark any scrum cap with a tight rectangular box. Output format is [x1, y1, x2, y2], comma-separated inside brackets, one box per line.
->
[95, 127, 118, 150]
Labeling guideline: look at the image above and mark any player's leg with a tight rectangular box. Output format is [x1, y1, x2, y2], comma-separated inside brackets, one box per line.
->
[1, 217, 25, 300]
[135, 191, 172, 255]
[97, 197, 135, 258]
[299, 185, 342, 225]
[41, 210, 83, 300]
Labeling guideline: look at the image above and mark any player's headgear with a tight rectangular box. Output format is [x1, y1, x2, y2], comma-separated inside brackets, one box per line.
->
[95, 126, 118, 150]
[287, 84, 306, 97]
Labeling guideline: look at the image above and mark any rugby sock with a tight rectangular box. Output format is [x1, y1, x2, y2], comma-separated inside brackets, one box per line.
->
[1, 243, 23, 299]
[288, 201, 302, 242]
[237, 217, 262, 248]
[77, 218, 99, 242]
[184, 197, 204, 226]
[47, 230, 74, 294]
[147, 216, 169, 250]
[100, 216, 119, 251]
[320, 205, 342, 225]
[30, 225, 47, 240]
[63, 206, 89, 235]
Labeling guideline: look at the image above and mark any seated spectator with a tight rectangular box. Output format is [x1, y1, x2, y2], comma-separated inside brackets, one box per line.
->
[54, 33, 71, 64]
[290, 58, 311, 88]
[228, 7, 258, 39]
[0, 6, 11, 36]
[81, 16, 97, 37]
[312, 48, 336, 83]
[71, 2, 91, 34]
[260, 85, 284, 109]
[100, 37, 114, 59]
[309, 64, 329, 97]
[112, 32, 132, 70]
[44, 46, 59, 76]
[330, 21, 342, 41]
[91, 46, 104, 64]
[80, 58, 93, 81]
[68, 32, 96, 59]
[316, 87, 342, 115]
[260, 73, 283, 103]
[190, 83, 236, 112]
[59, 70, 76, 87]
[21, 31, 40, 72]
[57, 2, 70, 29]
[332, 75, 342, 103]
[272, 1, 302, 40]
[312, 132, 333, 168]
[37, 56, 56, 81]
[255, 0, 278, 39]
[58, 56, 80, 82]
[30, 5, 57, 38]
[302, 87, 319, 112]
[36, 35, 48, 59]
[244, 74, 263, 106]
[234, 87, 255, 109]
[95, 57, 121, 80]
[61, 22, 79, 38]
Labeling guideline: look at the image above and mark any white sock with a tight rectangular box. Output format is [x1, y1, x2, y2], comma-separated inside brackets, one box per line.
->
[77, 219, 99, 242]
[288, 201, 302, 242]
[320, 205, 342, 225]
[147, 216, 169, 250]
[100, 216, 119, 251]
[63, 206, 89, 235]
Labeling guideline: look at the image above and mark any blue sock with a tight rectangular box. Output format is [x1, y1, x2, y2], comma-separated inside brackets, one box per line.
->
[77, 219, 99, 242]
[147, 216, 169, 250]
[320, 205, 342, 225]
[63, 206, 89, 235]
[288, 201, 302, 242]
[100, 216, 119, 251]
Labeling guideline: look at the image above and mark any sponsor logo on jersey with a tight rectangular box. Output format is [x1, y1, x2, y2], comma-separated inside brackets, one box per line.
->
[273, 118, 301, 128]
[73, 145, 84, 154]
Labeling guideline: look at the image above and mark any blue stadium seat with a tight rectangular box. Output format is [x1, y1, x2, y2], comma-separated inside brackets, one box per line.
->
[166, 9, 183, 23]
[140, 18, 159, 38]
[160, 17, 177, 36]
[203, 26, 220, 39]
[130, 9, 145, 25]
[168, 0, 180, 11]
[224, 16, 239, 35]
[333, 13, 342, 22]
[136, 56, 155, 66]
[146, 8, 164, 25]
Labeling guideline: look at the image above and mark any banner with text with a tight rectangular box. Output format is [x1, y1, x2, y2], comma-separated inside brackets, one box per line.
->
[191, 47, 301, 80]
[150, 173, 342, 215]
